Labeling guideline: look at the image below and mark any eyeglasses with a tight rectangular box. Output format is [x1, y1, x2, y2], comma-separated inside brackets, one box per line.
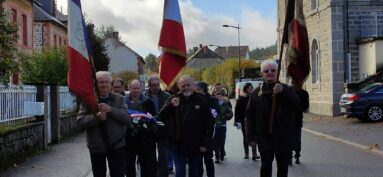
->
[263, 69, 276, 73]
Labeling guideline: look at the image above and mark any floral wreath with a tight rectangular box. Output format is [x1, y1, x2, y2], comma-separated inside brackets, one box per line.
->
[126, 109, 164, 137]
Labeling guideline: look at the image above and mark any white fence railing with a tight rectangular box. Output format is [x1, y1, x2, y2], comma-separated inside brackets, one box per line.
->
[59, 87, 76, 111]
[0, 85, 76, 124]
[0, 85, 37, 123]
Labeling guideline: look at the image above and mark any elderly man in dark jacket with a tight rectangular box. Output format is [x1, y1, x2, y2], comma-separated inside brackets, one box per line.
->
[195, 81, 218, 177]
[125, 79, 157, 177]
[159, 75, 214, 177]
[144, 75, 172, 177]
[77, 71, 131, 177]
[246, 61, 300, 177]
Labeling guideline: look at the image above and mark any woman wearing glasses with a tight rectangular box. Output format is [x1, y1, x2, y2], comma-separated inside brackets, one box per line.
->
[246, 60, 300, 177]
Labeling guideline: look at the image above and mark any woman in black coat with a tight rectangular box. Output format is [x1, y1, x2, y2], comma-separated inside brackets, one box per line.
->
[234, 82, 259, 160]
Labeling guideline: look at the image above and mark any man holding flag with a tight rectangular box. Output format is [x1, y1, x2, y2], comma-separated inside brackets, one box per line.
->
[67, 0, 130, 177]
[246, 0, 310, 176]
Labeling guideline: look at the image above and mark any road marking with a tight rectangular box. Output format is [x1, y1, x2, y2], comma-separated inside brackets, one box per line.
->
[303, 127, 383, 157]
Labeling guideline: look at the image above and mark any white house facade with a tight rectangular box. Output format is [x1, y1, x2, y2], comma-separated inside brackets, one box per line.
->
[103, 32, 144, 75]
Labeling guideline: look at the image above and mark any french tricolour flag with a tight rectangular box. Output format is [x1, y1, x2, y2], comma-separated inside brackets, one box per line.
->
[67, 0, 98, 112]
[159, 0, 186, 89]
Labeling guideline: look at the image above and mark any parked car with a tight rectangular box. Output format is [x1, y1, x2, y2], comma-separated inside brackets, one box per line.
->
[339, 83, 383, 121]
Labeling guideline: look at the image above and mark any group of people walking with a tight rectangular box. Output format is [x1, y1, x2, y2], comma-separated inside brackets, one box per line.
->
[77, 60, 309, 177]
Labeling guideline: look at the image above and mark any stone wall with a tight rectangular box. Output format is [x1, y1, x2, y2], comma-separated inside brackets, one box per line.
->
[0, 112, 78, 172]
[60, 113, 79, 138]
[0, 122, 44, 171]
[345, 3, 383, 81]
[306, 1, 335, 116]
[277, 0, 383, 116]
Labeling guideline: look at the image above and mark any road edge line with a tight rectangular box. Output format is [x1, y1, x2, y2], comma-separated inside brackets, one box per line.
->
[303, 127, 383, 157]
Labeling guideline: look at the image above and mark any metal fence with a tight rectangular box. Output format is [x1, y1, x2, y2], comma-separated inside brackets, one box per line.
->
[0, 85, 76, 125]
[0, 85, 37, 124]
[59, 86, 77, 111]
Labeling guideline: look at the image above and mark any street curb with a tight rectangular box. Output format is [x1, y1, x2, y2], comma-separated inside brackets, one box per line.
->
[303, 127, 383, 157]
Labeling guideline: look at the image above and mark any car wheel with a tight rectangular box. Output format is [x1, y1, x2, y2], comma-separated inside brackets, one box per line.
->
[365, 105, 383, 122]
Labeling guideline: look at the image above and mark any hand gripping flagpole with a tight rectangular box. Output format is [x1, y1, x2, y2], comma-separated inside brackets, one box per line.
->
[269, 0, 295, 134]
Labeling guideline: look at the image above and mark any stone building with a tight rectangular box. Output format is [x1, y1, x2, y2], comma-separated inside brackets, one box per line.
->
[186, 45, 225, 70]
[277, 0, 383, 116]
[33, 0, 67, 51]
[213, 46, 250, 59]
[2, 0, 34, 53]
[2, 0, 34, 84]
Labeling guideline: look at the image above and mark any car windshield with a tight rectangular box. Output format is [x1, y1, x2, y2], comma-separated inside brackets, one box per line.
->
[358, 84, 380, 93]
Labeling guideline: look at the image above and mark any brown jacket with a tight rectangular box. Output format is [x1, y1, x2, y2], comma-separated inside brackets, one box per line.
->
[77, 92, 130, 153]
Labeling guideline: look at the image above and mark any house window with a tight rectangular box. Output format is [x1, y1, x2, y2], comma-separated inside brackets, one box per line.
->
[63, 40, 67, 45]
[22, 14, 27, 46]
[311, 0, 318, 10]
[11, 9, 17, 23]
[311, 39, 320, 84]
[59, 37, 62, 46]
[54, 35, 57, 47]
[11, 9, 17, 38]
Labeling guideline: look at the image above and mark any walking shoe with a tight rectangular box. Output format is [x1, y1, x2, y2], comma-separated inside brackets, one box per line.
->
[168, 168, 174, 173]
[252, 155, 260, 161]
[244, 155, 249, 159]
[295, 158, 300, 164]
[288, 158, 293, 165]
[220, 156, 224, 161]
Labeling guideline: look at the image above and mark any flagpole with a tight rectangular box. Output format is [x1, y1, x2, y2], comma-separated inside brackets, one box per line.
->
[88, 55, 100, 101]
[268, 0, 295, 134]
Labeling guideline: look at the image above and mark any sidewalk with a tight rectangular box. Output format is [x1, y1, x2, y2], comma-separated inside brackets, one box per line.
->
[303, 113, 383, 155]
[0, 133, 91, 177]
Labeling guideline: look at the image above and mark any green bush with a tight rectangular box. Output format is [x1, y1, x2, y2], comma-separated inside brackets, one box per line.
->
[201, 58, 259, 96]
[19, 47, 68, 85]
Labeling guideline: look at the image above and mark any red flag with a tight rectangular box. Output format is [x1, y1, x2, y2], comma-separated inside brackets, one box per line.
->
[284, 0, 310, 88]
[159, 0, 187, 89]
[67, 0, 98, 112]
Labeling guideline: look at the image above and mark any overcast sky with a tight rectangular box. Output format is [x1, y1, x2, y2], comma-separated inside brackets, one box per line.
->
[57, 0, 277, 57]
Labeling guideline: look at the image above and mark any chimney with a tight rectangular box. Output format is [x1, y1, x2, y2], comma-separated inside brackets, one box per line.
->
[193, 47, 198, 53]
[203, 46, 208, 54]
[113, 32, 119, 39]
[199, 44, 203, 48]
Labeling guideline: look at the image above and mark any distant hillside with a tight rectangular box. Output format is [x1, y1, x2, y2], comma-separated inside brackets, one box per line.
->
[249, 42, 277, 60]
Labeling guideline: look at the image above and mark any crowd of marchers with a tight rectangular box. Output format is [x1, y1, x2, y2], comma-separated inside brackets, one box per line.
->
[77, 60, 309, 177]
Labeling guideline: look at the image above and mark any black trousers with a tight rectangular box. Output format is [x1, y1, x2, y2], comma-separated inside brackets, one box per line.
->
[200, 150, 215, 177]
[157, 138, 170, 177]
[241, 123, 256, 156]
[213, 126, 226, 160]
[89, 146, 126, 177]
[260, 151, 290, 177]
[125, 138, 157, 177]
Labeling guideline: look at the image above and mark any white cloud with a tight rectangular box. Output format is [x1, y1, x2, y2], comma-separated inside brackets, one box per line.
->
[57, 0, 276, 56]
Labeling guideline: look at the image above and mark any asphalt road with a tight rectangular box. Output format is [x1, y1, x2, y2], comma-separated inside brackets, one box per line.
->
[209, 120, 383, 177]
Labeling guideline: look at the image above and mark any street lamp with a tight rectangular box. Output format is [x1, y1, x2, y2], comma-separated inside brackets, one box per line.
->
[223, 24, 241, 82]
[208, 44, 224, 83]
